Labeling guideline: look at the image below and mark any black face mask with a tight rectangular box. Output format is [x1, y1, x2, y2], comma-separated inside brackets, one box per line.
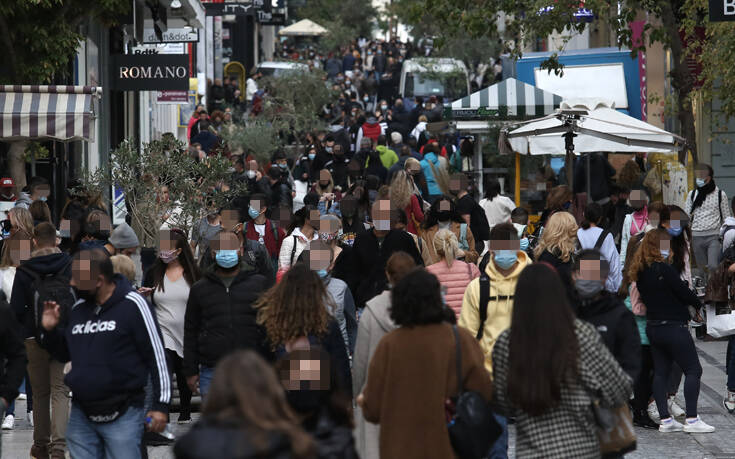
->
[341, 206, 357, 217]
[436, 210, 451, 222]
[74, 287, 96, 304]
[286, 389, 329, 415]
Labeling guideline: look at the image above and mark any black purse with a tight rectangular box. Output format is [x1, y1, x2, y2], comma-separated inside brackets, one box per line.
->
[446, 325, 502, 459]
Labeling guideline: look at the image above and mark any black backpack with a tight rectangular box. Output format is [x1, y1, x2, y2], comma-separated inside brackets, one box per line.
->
[19, 263, 75, 342]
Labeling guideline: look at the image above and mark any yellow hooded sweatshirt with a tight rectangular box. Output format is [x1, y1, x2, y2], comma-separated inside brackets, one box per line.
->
[458, 250, 531, 378]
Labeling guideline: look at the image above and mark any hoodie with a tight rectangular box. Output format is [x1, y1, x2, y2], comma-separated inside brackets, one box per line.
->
[575, 292, 641, 381]
[353, 289, 396, 459]
[11, 251, 72, 340]
[721, 216, 735, 253]
[458, 250, 531, 376]
[419, 152, 443, 196]
[40, 275, 171, 413]
[13, 192, 32, 209]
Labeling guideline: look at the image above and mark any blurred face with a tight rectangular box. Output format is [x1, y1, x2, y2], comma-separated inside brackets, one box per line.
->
[307, 210, 321, 227]
[695, 167, 711, 183]
[71, 255, 102, 295]
[7, 238, 31, 266]
[488, 238, 520, 252]
[648, 211, 660, 228]
[629, 190, 647, 210]
[210, 231, 242, 254]
[278, 349, 330, 391]
[319, 170, 330, 186]
[665, 210, 689, 230]
[248, 160, 258, 172]
[308, 247, 332, 271]
[371, 200, 392, 230]
[275, 207, 292, 229]
[319, 216, 340, 234]
[659, 239, 671, 253]
[220, 210, 240, 232]
[406, 163, 421, 177]
[575, 259, 605, 282]
[33, 184, 50, 200]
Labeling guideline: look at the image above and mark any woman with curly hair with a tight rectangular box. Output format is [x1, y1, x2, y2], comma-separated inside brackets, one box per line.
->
[389, 170, 424, 235]
[174, 350, 316, 459]
[534, 211, 578, 301]
[630, 228, 713, 433]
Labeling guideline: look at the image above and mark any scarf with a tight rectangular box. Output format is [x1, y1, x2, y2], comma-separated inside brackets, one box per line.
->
[631, 206, 648, 236]
[691, 178, 716, 214]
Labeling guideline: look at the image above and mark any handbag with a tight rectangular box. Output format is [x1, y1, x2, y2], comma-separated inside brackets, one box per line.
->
[591, 398, 637, 458]
[446, 325, 501, 459]
[706, 302, 735, 338]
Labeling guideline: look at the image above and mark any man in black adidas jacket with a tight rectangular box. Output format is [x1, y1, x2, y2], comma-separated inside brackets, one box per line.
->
[40, 249, 170, 458]
[184, 231, 270, 398]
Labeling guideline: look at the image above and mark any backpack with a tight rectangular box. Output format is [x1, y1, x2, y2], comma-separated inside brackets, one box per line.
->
[475, 269, 514, 340]
[458, 223, 470, 251]
[19, 263, 75, 343]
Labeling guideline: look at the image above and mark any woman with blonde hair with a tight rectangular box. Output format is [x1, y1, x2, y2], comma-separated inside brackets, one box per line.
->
[426, 229, 480, 317]
[389, 170, 424, 235]
[8, 207, 34, 238]
[534, 211, 578, 300]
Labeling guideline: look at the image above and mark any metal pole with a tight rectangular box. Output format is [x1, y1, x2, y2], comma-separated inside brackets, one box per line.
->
[586, 152, 592, 199]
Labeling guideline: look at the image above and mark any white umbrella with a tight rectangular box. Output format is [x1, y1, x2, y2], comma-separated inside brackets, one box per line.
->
[278, 19, 328, 37]
[503, 98, 685, 155]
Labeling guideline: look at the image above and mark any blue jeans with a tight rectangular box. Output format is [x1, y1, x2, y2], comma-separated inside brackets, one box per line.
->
[67, 403, 145, 459]
[488, 412, 508, 459]
[198, 366, 215, 399]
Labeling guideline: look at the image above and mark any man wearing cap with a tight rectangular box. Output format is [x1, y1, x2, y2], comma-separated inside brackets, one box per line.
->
[0, 178, 16, 202]
[105, 223, 140, 257]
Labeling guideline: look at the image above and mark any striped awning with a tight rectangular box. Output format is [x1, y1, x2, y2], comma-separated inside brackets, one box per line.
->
[0, 85, 101, 141]
[449, 78, 562, 120]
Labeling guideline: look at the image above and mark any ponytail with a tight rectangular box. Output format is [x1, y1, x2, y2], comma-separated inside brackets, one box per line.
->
[433, 229, 459, 268]
[581, 202, 603, 231]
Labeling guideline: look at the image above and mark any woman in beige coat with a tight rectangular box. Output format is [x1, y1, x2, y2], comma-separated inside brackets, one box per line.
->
[352, 252, 417, 459]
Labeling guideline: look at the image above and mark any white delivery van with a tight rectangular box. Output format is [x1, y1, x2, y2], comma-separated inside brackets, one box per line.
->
[399, 58, 470, 101]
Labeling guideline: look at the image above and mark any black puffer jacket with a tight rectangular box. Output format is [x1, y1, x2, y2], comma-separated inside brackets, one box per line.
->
[183, 269, 270, 375]
[575, 292, 642, 381]
[174, 419, 297, 459]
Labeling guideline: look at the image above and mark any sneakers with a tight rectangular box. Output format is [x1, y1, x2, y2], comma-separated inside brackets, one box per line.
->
[683, 416, 716, 433]
[724, 390, 735, 414]
[659, 417, 684, 433]
[1, 414, 14, 430]
[178, 413, 192, 424]
[16, 392, 27, 400]
[647, 400, 660, 424]
[668, 396, 686, 418]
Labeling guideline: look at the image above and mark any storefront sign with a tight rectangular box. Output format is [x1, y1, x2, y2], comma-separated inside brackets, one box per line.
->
[156, 90, 189, 104]
[710, 0, 735, 21]
[205, 0, 265, 16]
[143, 28, 199, 44]
[111, 54, 189, 91]
[257, 11, 285, 25]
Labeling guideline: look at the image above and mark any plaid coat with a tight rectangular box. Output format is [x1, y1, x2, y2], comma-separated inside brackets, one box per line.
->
[492, 319, 632, 458]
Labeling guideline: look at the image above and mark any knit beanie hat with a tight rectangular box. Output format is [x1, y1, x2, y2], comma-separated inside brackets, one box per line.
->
[109, 222, 140, 249]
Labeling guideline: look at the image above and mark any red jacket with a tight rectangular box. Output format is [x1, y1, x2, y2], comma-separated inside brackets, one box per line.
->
[405, 194, 424, 235]
[361, 122, 381, 142]
[243, 219, 285, 259]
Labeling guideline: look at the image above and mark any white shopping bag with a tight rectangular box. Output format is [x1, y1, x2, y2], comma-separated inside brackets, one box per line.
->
[706, 303, 735, 338]
[293, 180, 308, 213]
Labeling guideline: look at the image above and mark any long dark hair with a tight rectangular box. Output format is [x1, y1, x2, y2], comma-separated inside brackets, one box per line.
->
[150, 228, 200, 292]
[390, 267, 455, 326]
[580, 202, 603, 230]
[662, 205, 691, 275]
[484, 178, 501, 201]
[422, 196, 463, 230]
[286, 205, 316, 236]
[507, 264, 579, 416]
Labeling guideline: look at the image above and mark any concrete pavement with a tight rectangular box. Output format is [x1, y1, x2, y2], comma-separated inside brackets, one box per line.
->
[2, 337, 735, 458]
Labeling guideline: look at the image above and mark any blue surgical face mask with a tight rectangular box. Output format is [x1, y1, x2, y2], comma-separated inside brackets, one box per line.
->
[317, 269, 328, 278]
[278, 163, 288, 170]
[494, 250, 518, 270]
[667, 227, 682, 237]
[39, 196, 48, 202]
[519, 238, 529, 252]
[308, 153, 316, 161]
[248, 206, 260, 220]
[660, 249, 670, 259]
[215, 250, 239, 268]
[696, 178, 706, 188]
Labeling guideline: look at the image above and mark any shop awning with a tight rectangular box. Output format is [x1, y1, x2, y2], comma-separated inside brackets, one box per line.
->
[0, 85, 101, 142]
[448, 78, 562, 120]
[278, 19, 328, 37]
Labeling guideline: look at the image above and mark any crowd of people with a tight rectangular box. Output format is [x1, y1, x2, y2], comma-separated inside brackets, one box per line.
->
[0, 37, 734, 459]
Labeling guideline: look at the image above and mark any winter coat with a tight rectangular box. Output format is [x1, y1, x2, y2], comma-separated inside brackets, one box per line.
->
[427, 260, 480, 317]
[458, 250, 531, 376]
[361, 323, 492, 459]
[183, 269, 270, 375]
[0, 301, 26, 405]
[493, 320, 632, 459]
[421, 222, 478, 265]
[575, 292, 642, 380]
[174, 419, 298, 459]
[636, 262, 701, 323]
[325, 276, 357, 355]
[537, 249, 577, 304]
[278, 228, 319, 270]
[419, 152, 443, 196]
[352, 290, 395, 459]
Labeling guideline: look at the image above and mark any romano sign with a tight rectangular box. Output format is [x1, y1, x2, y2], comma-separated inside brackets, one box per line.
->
[110, 54, 189, 91]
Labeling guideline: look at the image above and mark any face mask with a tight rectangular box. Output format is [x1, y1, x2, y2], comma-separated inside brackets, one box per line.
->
[74, 286, 96, 304]
[216, 250, 239, 269]
[345, 81, 351, 87]
[317, 269, 328, 278]
[278, 163, 288, 170]
[494, 250, 518, 270]
[159, 249, 178, 264]
[381, 104, 388, 111]
[374, 219, 391, 231]
[575, 279, 605, 299]
[667, 227, 683, 237]
[319, 231, 338, 243]
[319, 181, 329, 188]
[520, 238, 529, 252]
[246, 170, 257, 179]
[436, 210, 451, 222]
[308, 153, 316, 161]
[248, 206, 261, 220]
[660, 249, 670, 259]
[39, 196, 48, 202]
[363, 97, 369, 102]
[696, 178, 706, 188]
[341, 206, 356, 217]
[325, 146, 333, 153]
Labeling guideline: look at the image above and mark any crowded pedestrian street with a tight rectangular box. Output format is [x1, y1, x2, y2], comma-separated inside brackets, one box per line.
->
[3, 1, 735, 459]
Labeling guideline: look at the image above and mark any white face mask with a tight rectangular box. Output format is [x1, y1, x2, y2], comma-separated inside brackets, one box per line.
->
[246, 170, 257, 179]
[374, 219, 391, 231]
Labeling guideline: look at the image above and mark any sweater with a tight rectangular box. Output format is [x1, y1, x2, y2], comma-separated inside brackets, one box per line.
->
[459, 250, 531, 375]
[426, 260, 480, 317]
[479, 195, 515, 229]
[493, 320, 632, 458]
[361, 323, 492, 459]
[686, 186, 731, 236]
[635, 262, 701, 322]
